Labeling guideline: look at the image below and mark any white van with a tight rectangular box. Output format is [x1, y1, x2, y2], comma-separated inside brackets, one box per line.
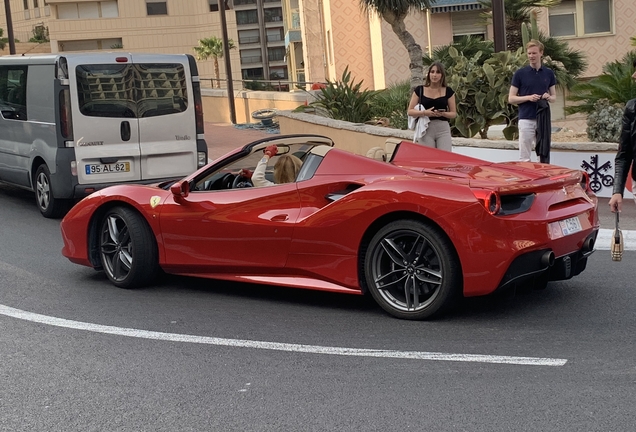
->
[0, 53, 208, 217]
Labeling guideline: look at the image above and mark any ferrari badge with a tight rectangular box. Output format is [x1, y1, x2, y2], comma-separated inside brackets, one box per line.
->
[150, 196, 161, 209]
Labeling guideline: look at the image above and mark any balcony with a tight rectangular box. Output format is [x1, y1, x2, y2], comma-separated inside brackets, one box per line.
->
[241, 55, 263, 64]
[239, 36, 260, 44]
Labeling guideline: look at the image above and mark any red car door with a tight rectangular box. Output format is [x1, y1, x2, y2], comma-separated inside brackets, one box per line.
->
[159, 183, 301, 272]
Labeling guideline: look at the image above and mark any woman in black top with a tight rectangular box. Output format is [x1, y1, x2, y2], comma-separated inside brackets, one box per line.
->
[407, 62, 457, 151]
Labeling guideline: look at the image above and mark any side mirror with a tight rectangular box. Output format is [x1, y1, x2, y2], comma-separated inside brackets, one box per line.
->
[170, 180, 190, 199]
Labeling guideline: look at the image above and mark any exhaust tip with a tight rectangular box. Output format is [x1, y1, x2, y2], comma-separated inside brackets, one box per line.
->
[583, 237, 595, 252]
[541, 251, 555, 267]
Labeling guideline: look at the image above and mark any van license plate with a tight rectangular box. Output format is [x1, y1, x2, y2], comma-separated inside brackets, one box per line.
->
[85, 162, 130, 175]
[558, 216, 582, 236]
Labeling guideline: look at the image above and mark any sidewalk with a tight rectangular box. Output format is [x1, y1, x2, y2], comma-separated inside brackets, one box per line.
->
[204, 122, 275, 160]
[202, 122, 636, 246]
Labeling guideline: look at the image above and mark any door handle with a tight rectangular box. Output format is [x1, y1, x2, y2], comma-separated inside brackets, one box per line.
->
[120, 121, 131, 141]
[270, 214, 289, 222]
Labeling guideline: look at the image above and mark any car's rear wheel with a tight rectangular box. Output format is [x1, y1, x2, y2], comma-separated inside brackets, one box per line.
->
[364, 220, 461, 320]
[99, 207, 159, 288]
[35, 164, 69, 218]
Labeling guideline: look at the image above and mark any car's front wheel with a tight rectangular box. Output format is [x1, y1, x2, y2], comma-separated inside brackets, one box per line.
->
[99, 207, 159, 288]
[364, 220, 461, 320]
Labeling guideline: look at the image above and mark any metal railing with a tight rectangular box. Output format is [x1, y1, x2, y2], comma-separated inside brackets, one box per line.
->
[239, 36, 260, 44]
[201, 77, 323, 93]
[240, 55, 263, 64]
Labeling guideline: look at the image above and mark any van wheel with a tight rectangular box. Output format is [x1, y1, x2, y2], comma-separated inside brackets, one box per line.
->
[35, 165, 68, 218]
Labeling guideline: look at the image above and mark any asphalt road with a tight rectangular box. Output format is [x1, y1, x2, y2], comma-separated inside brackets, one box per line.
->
[1, 183, 635, 432]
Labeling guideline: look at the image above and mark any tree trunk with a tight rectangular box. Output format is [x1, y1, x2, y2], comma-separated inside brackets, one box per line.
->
[214, 57, 221, 89]
[382, 11, 424, 92]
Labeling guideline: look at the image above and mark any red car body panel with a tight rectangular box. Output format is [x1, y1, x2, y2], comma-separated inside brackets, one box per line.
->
[61, 137, 599, 298]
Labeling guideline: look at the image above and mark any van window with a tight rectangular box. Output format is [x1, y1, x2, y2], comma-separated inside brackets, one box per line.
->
[76, 64, 136, 118]
[0, 66, 28, 120]
[136, 63, 188, 118]
[75, 63, 188, 119]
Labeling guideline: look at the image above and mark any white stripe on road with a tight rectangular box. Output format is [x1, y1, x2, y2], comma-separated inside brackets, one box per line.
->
[596, 229, 636, 251]
[0, 304, 566, 367]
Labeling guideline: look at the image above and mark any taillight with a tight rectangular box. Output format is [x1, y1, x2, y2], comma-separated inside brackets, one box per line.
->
[472, 189, 501, 215]
[193, 82, 204, 135]
[59, 88, 73, 140]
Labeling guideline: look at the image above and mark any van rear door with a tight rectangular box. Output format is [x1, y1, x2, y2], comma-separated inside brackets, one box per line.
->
[68, 54, 141, 185]
[132, 54, 198, 179]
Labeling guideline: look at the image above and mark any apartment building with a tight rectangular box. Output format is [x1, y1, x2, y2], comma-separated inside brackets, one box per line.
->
[234, 0, 289, 84]
[291, 0, 635, 91]
[0, 0, 245, 85]
[2, 0, 635, 91]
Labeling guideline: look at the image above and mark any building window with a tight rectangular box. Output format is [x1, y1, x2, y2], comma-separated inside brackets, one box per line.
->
[146, 1, 167, 15]
[23, 0, 29, 9]
[34, 0, 39, 7]
[549, 0, 612, 37]
[57, 2, 119, 19]
[238, 29, 260, 44]
[264, 7, 282, 22]
[59, 38, 123, 52]
[268, 47, 285, 62]
[236, 10, 258, 25]
[451, 11, 486, 41]
[209, 0, 229, 12]
[242, 68, 264, 80]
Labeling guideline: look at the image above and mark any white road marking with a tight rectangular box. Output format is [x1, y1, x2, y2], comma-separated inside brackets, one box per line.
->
[596, 229, 636, 251]
[0, 304, 566, 367]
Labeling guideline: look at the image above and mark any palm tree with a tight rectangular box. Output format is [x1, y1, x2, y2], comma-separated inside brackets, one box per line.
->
[359, 0, 434, 91]
[193, 36, 236, 88]
[478, 0, 561, 51]
[0, 28, 7, 51]
[567, 51, 636, 115]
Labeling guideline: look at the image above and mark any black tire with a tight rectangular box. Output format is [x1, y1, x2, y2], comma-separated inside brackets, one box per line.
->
[34, 164, 69, 218]
[364, 220, 461, 320]
[99, 207, 159, 288]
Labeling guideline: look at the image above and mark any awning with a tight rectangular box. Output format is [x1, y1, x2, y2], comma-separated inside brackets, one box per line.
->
[428, 0, 483, 14]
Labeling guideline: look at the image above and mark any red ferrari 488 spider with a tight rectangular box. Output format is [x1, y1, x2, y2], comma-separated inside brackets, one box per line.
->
[61, 135, 599, 320]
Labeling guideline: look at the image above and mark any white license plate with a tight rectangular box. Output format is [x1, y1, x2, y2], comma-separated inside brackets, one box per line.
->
[558, 216, 582, 236]
[85, 162, 130, 175]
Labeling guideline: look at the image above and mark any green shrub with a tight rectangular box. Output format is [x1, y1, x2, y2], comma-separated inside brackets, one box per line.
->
[369, 80, 410, 130]
[586, 99, 624, 143]
[445, 47, 527, 139]
[311, 66, 378, 124]
[567, 51, 636, 115]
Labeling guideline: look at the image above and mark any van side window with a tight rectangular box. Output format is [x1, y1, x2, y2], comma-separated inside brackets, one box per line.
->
[0, 66, 28, 121]
[136, 63, 188, 118]
[76, 64, 136, 118]
[75, 63, 188, 119]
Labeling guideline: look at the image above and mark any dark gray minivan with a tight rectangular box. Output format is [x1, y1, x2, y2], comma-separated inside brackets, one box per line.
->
[0, 53, 208, 217]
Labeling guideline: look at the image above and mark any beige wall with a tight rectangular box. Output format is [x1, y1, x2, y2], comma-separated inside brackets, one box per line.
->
[299, 0, 328, 84]
[202, 89, 310, 124]
[537, 0, 636, 78]
[329, 0, 375, 88]
[278, 114, 391, 154]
